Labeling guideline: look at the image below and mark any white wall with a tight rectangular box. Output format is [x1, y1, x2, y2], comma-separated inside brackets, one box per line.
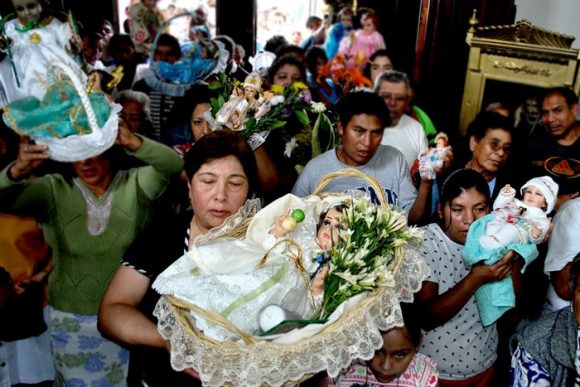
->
[516, 0, 580, 48]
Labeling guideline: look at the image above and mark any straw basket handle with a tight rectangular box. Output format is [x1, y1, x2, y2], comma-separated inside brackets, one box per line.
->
[311, 168, 390, 207]
[49, 61, 101, 136]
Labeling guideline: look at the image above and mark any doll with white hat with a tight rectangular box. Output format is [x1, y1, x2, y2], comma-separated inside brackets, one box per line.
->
[479, 176, 558, 250]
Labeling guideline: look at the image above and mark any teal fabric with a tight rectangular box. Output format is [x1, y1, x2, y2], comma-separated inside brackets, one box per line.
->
[3, 81, 112, 139]
[463, 214, 539, 326]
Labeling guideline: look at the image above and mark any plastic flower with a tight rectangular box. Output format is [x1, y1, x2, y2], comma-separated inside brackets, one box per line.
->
[312, 196, 424, 320]
[284, 138, 298, 158]
[269, 95, 285, 106]
[311, 102, 326, 113]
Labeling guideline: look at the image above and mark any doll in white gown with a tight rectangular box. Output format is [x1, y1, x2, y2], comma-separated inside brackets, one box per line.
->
[153, 193, 346, 341]
[0, 0, 82, 106]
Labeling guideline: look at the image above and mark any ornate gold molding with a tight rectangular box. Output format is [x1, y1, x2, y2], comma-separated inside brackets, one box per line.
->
[473, 19, 575, 49]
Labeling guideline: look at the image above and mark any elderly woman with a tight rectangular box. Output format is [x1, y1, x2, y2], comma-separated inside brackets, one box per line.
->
[117, 90, 154, 138]
[98, 131, 259, 386]
[0, 120, 183, 385]
[430, 111, 516, 217]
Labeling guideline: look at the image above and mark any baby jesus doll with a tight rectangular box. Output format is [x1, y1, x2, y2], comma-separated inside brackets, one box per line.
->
[153, 194, 347, 341]
[463, 176, 559, 326]
[0, 0, 83, 105]
[215, 71, 262, 130]
[480, 176, 557, 249]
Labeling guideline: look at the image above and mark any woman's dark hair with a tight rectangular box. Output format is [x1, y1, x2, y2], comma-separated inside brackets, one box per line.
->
[155, 33, 182, 58]
[363, 49, 394, 80]
[184, 131, 258, 197]
[395, 303, 422, 347]
[440, 169, 490, 208]
[305, 46, 327, 75]
[107, 34, 135, 54]
[264, 35, 288, 54]
[466, 111, 514, 142]
[336, 91, 390, 129]
[438, 169, 490, 231]
[267, 53, 307, 85]
[181, 82, 213, 126]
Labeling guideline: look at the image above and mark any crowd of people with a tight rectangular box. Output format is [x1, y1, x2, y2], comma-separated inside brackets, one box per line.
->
[0, 0, 579, 386]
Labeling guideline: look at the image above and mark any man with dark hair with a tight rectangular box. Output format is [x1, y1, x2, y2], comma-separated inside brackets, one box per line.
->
[292, 91, 432, 224]
[524, 86, 579, 209]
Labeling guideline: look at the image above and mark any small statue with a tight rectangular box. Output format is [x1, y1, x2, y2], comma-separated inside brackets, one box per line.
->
[215, 71, 262, 130]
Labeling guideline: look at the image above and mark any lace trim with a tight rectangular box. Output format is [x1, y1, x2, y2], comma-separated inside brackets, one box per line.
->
[153, 245, 429, 387]
[193, 198, 262, 246]
[73, 171, 125, 236]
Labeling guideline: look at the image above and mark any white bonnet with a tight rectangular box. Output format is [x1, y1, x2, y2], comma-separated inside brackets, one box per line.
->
[521, 176, 559, 213]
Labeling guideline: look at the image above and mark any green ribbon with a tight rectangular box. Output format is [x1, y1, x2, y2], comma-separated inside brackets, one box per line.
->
[218, 263, 289, 319]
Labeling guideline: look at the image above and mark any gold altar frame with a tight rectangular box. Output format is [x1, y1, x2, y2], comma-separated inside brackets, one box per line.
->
[459, 15, 580, 134]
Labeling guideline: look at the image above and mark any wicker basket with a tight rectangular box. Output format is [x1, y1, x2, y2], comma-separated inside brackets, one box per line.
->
[153, 168, 429, 386]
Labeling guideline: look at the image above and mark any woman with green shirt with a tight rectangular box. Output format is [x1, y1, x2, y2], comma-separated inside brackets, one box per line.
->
[0, 119, 183, 386]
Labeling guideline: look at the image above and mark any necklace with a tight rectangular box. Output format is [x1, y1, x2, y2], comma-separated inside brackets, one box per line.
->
[73, 172, 124, 236]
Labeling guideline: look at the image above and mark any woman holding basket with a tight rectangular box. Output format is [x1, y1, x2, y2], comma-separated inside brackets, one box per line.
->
[98, 131, 259, 385]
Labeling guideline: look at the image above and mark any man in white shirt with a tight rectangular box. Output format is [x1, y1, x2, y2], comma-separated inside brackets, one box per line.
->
[375, 71, 428, 169]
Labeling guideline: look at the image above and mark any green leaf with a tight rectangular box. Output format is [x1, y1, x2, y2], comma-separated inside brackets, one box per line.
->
[270, 120, 287, 129]
[295, 110, 309, 126]
[245, 117, 256, 130]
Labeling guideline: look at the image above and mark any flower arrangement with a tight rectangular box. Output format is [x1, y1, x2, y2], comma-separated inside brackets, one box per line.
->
[318, 53, 373, 94]
[208, 73, 338, 169]
[313, 195, 423, 320]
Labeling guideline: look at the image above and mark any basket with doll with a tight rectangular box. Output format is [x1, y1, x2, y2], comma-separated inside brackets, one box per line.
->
[152, 169, 429, 386]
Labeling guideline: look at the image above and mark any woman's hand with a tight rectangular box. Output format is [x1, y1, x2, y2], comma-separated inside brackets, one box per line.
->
[115, 117, 142, 151]
[9, 136, 49, 181]
[469, 250, 516, 287]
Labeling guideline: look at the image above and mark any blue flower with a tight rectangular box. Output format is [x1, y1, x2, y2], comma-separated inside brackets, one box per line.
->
[51, 329, 71, 349]
[118, 348, 130, 364]
[91, 377, 110, 387]
[84, 353, 106, 373]
[78, 335, 104, 350]
[75, 314, 97, 324]
[67, 378, 88, 387]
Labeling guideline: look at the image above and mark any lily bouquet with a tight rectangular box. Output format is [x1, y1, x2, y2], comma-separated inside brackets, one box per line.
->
[314, 195, 423, 320]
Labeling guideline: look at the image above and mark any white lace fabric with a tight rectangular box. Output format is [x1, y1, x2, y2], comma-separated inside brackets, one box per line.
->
[153, 244, 429, 386]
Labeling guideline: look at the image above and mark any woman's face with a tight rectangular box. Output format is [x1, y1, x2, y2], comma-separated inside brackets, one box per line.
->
[72, 154, 112, 191]
[439, 187, 489, 244]
[273, 64, 303, 87]
[191, 102, 212, 141]
[13, 0, 42, 23]
[469, 128, 512, 176]
[370, 55, 393, 84]
[189, 155, 249, 233]
[119, 99, 145, 133]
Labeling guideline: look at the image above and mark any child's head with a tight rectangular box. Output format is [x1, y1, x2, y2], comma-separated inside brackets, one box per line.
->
[435, 132, 449, 148]
[520, 176, 558, 213]
[316, 204, 346, 250]
[337, 7, 354, 28]
[360, 10, 379, 33]
[368, 303, 422, 383]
